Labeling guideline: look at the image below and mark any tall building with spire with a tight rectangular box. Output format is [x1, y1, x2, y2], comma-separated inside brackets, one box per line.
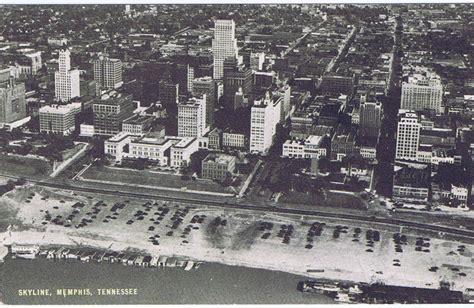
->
[54, 49, 80, 102]
[212, 19, 238, 80]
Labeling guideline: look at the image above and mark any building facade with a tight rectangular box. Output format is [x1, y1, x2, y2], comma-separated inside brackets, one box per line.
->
[93, 93, 134, 136]
[39, 103, 82, 135]
[201, 153, 236, 181]
[0, 68, 26, 124]
[93, 56, 123, 91]
[177, 96, 207, 138]
[401, 70, 443, 113]
[212, 19, 238, 79]
[192, 76, 216, 128]
[359, 95, 382, 138]
[395, 110, 421, 161]
[250, 95, 281, 155]
[54, 49, 80, 102]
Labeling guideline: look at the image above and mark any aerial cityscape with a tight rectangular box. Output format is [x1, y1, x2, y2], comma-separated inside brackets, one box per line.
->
[0, 3, 473, 305]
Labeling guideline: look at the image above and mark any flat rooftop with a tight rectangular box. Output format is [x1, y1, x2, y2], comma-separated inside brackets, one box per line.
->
[203, 153, 235, 164]
[39, 103, 81, 114]
[123, 114, 154, 125]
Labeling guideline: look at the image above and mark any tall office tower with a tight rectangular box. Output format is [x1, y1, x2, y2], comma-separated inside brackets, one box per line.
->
[395, 110, 421, 161]
[93, 56, 123, 91]
[0, 67, 26, 124]
[158, 81, 179, 115]
[92, 93, 134, 136]
[359, 94, 382, 138]
[249, 94, 281, 155]
[54, 49, 80, 102]
[192, 76, 216, 128]
[401, 70, 443, 114]
[177, 96, 207, 138]
[223, 59, 253, 110]
[212, 19, 238, 80]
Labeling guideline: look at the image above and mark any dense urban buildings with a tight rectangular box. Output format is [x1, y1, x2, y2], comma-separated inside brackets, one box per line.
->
[1, 5, 474, 304]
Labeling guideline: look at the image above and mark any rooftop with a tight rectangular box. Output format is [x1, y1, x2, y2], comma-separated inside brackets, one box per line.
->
[203, 153, 236, 164]
[39, 103, 81, 114]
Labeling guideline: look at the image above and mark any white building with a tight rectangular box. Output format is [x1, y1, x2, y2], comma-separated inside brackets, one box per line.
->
[250, 52, 265, 71]
[212, 20, 238, 79]
[250, 95, 281, 155]
[39, 102, 82, 135]
[54, 49, 80, 102]
[401, 69, 443, 114]
[104, 132, 133, 161]
[93, 56, 123, 91]
[177, 96, 208, 138]
[222, 131, 246, 149]
[170, 137, 199, 168]
[395, 110, 421, 161]
[104, 133, 199, 168]
[282, 135, 326, 159]
[18, 48, 42, 75]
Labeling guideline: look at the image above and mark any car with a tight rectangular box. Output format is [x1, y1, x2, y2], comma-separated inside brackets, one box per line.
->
[148, 226, 155, 231]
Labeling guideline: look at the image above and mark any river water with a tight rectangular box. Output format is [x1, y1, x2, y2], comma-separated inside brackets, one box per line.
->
[0, 258, 333, 305]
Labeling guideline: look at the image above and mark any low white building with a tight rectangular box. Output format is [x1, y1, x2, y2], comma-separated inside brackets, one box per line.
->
[104, 132, 199, 168]
[282, 135, 326, 159]
[170, 137, 199, 168]
[80, 124, 95, 137]
[104, 132, 134, 161]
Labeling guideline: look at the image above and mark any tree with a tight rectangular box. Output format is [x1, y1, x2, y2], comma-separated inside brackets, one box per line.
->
[16, 177, 26, 186]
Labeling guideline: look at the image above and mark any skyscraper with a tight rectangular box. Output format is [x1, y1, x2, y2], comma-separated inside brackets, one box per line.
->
[212, 19, 238, 80]
[401, 69, 443, 113]
[177, 96, 207, 138]
[250, 94, 281, 155]
[192, 76, 216, 128]
[0, 67, 26, 124]
[93, 56, 123, 91]
[395, 110, 421, 161]
[359, 94, 382, 138]
[55, 49, 80, 102]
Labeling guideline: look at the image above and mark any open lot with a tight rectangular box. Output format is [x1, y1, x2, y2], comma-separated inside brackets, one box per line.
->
[81, 165, 234, 194]
[2, 184, 474, 293]
[0, 154, 52, 180]
[279, 190, 367, 209]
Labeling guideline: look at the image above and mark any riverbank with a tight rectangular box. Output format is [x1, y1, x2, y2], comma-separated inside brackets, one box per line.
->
[0, 258, 332, 304]
[1, 184, 474, 296]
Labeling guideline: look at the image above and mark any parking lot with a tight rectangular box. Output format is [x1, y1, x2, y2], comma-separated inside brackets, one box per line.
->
[4, 185, 474, 293]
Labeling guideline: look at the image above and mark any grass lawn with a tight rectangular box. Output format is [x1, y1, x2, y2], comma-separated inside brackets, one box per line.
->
[82, 165, 232, 194]
[279, 190, 367, 209]
[0, 154, 52, 180]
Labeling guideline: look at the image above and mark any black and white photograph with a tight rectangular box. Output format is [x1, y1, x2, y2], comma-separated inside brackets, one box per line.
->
[0, 1, 473, 305]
